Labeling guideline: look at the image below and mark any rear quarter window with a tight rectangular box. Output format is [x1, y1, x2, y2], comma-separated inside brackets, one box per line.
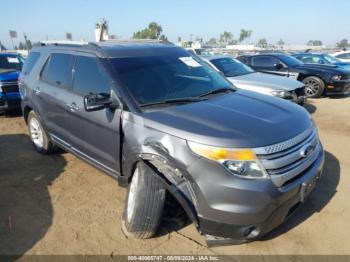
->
[40, 53, 74, 89]
[22, 52, 40, 75]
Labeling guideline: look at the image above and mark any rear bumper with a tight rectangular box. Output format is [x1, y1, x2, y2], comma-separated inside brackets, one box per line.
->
[0, 92, 21, 111]
[192, 148, 325, 242]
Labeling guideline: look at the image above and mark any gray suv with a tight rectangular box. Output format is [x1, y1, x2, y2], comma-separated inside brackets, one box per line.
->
[20, 40, 325, 245]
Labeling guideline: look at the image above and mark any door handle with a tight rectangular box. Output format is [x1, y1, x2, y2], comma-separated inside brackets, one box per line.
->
[33, 86, 41, 94]
[65, 102, 80, 112]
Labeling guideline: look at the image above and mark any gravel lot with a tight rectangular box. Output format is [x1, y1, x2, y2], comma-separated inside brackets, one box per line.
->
[0, 96, 349, 256]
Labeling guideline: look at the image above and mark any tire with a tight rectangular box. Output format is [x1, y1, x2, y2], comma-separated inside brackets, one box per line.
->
[27, 111, 56, 154]
[302, 76, 325, 98]
[122, 162, 166, 239]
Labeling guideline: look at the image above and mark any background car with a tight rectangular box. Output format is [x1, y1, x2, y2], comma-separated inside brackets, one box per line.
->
[237, 53, 350, 98]
[292, 52, 350, 69]
[0, 53, 24, 113]
[331, 51, 350, 62]
[201, 55, 306, 104]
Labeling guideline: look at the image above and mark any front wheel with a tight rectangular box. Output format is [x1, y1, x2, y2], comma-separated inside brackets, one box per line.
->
[302, 76, 325, 98]
[122, 162, 166, 239]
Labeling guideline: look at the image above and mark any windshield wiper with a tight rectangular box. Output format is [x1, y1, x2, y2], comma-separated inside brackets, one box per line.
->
[140, 97, 206, 108]
[198, 87, 235, 98]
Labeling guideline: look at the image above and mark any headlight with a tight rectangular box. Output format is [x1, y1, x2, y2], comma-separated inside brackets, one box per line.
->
[332, 75, 342, 81]
[271, 90, 289, 98]
[187, 141, 269, 179]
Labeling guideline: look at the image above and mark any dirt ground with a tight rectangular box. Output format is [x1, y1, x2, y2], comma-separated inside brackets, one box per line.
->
[0, 96, 349, 256]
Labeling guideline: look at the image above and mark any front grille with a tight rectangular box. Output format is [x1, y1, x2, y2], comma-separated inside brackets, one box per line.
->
[254, 128, 321, 187]
[1, 84, 19, 93]
[342, 75, 350, 81]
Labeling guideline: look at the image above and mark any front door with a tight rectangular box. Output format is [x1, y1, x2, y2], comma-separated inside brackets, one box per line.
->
[62, 54, 121, 174]
[251, 55, 289, 77]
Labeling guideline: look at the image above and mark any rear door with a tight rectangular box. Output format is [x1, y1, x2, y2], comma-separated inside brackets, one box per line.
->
[251, 55, 289, 77]
[36, 52, 75, 144]
[61, 54, 121, 174]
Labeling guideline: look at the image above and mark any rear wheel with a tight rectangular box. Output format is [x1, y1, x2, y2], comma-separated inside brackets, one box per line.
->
[27, 111, 56, 154]
[122, 162, 166, 239]
[302, 76, 325, 98]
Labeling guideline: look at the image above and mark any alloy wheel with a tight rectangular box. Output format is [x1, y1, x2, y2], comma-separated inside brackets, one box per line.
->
[304, 79, 320, 97]
[29, 117, 44, 148]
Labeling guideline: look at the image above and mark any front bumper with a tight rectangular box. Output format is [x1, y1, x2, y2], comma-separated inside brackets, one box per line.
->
[326, 80, 350, 95]
[188, 147, 325, 242]
[285, 86, 307, 104]
[0, 92, 21, 111]
[288, 95, 306, 104]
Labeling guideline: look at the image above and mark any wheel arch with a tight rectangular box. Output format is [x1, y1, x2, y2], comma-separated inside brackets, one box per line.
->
[124, 155, 200, 227]
[23, 105, 33, 123]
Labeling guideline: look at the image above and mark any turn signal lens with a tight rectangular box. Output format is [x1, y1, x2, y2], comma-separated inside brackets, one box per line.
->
[187, 141, 256, 161]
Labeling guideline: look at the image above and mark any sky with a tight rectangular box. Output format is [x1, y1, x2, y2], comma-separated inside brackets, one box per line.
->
[1, 0, 349, 48]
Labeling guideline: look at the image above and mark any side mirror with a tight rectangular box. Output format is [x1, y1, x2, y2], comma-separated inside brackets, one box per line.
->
[84, 93, 117, 112]
[319, 59, 325, 64]
[274, 63, 284, 70]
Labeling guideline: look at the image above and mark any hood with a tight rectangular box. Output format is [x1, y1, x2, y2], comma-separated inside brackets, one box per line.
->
[228, 72, 302, 92]
[295, 63, 350, 74]
[0, 70, 20, 82]
[142, 90, 312, 148]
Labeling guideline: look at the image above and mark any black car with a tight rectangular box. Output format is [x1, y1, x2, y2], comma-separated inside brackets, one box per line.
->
[237, 53, 350, 98]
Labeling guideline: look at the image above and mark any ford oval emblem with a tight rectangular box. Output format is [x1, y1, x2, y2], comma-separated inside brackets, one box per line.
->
[300, 144, 314, 158]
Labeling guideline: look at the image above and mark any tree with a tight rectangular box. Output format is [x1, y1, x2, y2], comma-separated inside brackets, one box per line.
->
[277, 39, 285, 46]
[220, 31, 233, 44]
[239, 29, 252, 43]
[18, 42, 25, 50]
[336, 39, 349, 49]
[159, 34, 168, 41]
[307, 40, 323, 46]
[133, 22, 166, 40]
[257, 38, 268, 48]
[26, 39, 32, 50]
[207, 37, 217, 45]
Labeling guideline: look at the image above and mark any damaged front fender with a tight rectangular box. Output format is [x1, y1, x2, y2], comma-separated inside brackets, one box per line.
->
[120, 111, 201, 226]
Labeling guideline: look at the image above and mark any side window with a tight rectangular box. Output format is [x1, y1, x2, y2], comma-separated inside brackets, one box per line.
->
[337, 53, 350, 59]
[41, 53, 74, 89]
[22, 52, 40, 75]
[301, 55, 318, 63]
[252, 56, 280, 67]
[237, 56, 250, 65]
[72, 56, 111, 96]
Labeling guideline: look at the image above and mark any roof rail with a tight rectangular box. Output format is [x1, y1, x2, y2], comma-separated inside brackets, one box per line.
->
[100, 38, 168, 44]
[40, 40, 89, 46]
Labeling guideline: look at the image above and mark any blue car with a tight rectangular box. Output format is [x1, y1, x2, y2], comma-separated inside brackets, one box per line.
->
[0, 53, 24, 113]
[292, 52, 350, 70]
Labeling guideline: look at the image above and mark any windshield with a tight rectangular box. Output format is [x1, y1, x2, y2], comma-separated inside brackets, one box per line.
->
[210, 57, 254, 77]
[324, 54, 341, 64]
[110, 51, 233, 106]
[0, 55, 23, 73]
[278, 54, 304, 67]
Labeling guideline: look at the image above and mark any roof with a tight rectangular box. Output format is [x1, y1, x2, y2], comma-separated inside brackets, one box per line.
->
[292, 52, 325, 56]
[200, 55, 232, 61]
[35, 39, 176, 58]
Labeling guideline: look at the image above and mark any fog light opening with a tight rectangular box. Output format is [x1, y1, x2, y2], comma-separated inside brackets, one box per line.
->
[244, 226, 261, 239]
